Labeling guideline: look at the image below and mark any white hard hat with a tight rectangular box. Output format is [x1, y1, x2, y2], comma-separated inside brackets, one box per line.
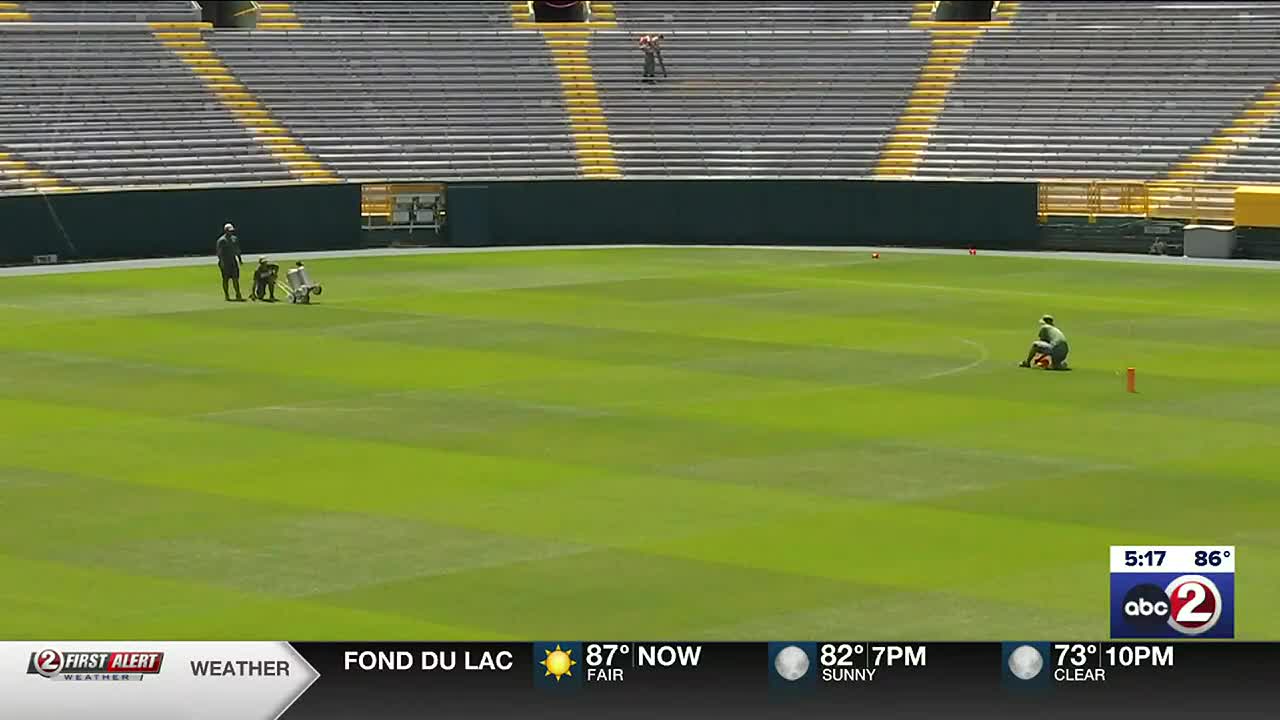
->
[224, 223, 235, 232]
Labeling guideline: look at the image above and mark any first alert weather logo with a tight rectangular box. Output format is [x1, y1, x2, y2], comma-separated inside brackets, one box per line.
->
[540, 644, 577, 682]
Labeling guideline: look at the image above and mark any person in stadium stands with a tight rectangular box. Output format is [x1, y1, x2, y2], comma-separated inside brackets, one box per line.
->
[250, 257, 280, 302]
[1020, 314, 1070, 370]
[640, 34, 667, 83]
[216, 223, 244, 302]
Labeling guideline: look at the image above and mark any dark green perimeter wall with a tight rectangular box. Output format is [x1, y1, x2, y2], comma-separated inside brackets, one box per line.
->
[0, 180, 1037, 263]
[448, 180, 1039, 249]
[0, 183, 360, 264]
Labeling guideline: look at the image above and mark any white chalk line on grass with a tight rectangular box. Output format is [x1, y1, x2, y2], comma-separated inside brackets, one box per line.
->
[919, 338, 991, 381]
[188, 336, 992, 425]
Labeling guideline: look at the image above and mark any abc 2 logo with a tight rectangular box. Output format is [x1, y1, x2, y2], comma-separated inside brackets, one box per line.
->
[1110, 573, 1233, 639]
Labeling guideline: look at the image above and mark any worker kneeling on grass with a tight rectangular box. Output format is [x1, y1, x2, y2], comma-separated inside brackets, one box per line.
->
[1020, 314, 1070, 370]
[250, 257, 280, 302]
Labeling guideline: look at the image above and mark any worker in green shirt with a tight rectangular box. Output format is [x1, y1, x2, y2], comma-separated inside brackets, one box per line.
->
[1020, 314, 1070, 370]
[216, 222, 244, 302]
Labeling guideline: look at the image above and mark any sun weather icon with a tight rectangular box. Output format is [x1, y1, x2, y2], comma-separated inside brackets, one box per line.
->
[540, 644, 577, 682]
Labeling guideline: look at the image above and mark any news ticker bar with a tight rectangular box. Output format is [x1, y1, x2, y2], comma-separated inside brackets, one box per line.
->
[1, 642, 1277, 719]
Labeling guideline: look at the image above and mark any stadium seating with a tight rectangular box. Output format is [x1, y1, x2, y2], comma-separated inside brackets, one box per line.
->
[21, 0, 200, 23]
[288, 0, 512, 27]
[914, 1, 1280, 181]
[0, 25, 294, 190]
[206, 30, 580, 182]
[590, 30, 929, 178]
[596, 2, 927, 178]
[615, 1, 913, 28]
[2, 0, 1279, 196]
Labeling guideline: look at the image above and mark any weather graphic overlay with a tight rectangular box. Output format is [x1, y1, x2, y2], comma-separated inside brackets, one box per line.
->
[1110, 546, 1235, 639]
[533, 642, 583, 690]
[768, 642, 817, 694]
[541, 645, 577, 682]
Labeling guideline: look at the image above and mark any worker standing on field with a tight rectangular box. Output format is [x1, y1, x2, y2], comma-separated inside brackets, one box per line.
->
[216, 222, 244, 302]
[1020, 314, 1070, 370]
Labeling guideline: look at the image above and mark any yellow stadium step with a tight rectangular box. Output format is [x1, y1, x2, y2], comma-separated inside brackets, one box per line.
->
[0, 11, 30, 20]
[149, 21, 211, 30]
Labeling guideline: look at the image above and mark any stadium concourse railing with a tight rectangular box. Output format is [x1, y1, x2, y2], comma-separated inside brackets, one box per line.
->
[1037, 180, 1238, 224]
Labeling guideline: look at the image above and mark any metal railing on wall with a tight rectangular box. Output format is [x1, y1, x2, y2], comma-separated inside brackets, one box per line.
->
[361, 183, 446, 232]
[1038, 179, 1238, 224]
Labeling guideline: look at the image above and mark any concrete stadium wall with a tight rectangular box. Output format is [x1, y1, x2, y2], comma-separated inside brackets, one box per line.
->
[446, 180, 1039, 250]
[0, 183, 360, 264]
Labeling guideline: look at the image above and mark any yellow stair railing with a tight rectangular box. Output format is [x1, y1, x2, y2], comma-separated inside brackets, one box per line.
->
[1037, 179, 1238, 224]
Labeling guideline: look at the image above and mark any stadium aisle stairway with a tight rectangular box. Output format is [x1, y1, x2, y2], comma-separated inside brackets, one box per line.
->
[1170, 80, 1280, 182]
[513, 3, 621, 179]
[0, 147, 76, 193]
[877, 2, 1018, 176]
[256, 2, 302, 31]
[0, 2, 29, 22]
[150, 22, 337, 182]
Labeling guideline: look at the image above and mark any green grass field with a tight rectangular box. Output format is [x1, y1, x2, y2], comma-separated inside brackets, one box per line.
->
[1, 247, 1278, 640]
